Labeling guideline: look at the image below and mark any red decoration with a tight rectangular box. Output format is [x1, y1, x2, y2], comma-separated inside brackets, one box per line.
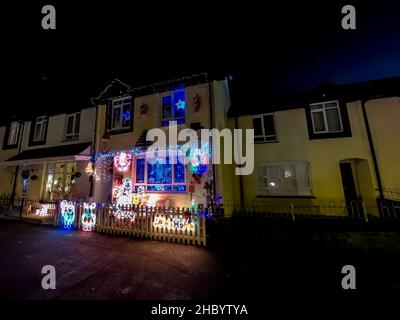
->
[193, 94, 201, 112]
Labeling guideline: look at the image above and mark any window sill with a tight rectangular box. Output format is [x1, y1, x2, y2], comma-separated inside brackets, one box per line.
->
[254, 140, 279, 144]
[256, 195, 316, 199]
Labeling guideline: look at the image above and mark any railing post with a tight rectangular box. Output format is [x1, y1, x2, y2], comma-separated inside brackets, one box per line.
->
[290, 202, 295, 221]
[362, 201, 368, 222]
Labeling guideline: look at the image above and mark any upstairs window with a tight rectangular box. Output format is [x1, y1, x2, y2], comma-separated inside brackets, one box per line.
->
[252, 113, 277, 142]
[33, 116, 48, 142]
[257, 162, 312, 196]
[310, 100, 343, 134]
[161, 89, 186, 126]
[65, 112, 80, 141]
[111, 96, 132, 131]
[8, 122, 20, 145]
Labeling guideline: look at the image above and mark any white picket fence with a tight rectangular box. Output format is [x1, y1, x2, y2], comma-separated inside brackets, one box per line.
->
[53, 203, 207, 246]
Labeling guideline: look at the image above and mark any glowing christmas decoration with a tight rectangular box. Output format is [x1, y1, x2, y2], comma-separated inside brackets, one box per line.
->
[81, 202, 96, 232]
[60, 200, 75, 229]
[113, 209, 136, 222]
[146, 194, 158, 207]
[85, 162, 94, 176]
[35, 203, 55, 217]
[113, 185, 123, 198]
[175, 99, 186, 110]
[189, 147, 208, 174]
[153, 215, 195, 232]
[114, 152, 132, 172]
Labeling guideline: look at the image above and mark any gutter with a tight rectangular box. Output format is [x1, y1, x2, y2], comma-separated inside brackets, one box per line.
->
[361, 99, 384, 202]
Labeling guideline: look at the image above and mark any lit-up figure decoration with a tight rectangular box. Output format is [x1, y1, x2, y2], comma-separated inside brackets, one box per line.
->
[114, 177, 133, 205]
[35, 203, 55, 217]
[82, 202, 96, 231]
[114, 152, 132, 172]
[60, 200, 75, 229]
[189, 147, 208, 174]
[152, 215, 195, 232]
[85, 162, 94, 176]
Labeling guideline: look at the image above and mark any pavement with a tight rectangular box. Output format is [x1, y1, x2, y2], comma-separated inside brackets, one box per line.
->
[0, 221, 224, 299]
[1, 219, 400, 300]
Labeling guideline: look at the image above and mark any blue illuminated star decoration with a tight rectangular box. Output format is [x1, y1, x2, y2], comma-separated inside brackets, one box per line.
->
[175, 99, 186, 111]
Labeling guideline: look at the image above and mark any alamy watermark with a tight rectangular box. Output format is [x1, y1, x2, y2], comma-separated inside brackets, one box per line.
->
[145, 121, 254, 175]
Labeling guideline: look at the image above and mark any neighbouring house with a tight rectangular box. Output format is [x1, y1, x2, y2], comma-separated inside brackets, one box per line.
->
[0, 107, 96, 201]
[90, 74, 236, 213]
[227, 76, 400, 217]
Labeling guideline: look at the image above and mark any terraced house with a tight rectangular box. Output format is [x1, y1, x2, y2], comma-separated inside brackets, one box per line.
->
[228, 76, 400, 218]
[0, 106, 96, 203]
[90, 74, 235, 213]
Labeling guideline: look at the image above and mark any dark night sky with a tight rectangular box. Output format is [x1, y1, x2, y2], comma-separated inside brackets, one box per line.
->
[1, 1, 400, 122]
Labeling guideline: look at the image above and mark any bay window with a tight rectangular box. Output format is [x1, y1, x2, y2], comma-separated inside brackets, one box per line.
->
[257, 162, 312, 196]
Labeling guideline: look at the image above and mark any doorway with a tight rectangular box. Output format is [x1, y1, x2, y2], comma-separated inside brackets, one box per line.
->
[339, 162, 360, 217]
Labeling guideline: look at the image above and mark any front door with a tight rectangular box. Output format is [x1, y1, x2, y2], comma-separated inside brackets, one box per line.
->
[339, 162, 359, 217]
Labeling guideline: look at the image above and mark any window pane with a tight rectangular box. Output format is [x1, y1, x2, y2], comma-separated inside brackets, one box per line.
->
[263, 114, 276, 136]
[34, 123, 42, 141]
[173, 90, 186, 119]
[252, 117, 263, 136]
[312, 111, 326, 132]
[122, 105, 131, 128]
[310, 104, 323, 110]
[74, 113, 80, 134]
[174, 161, 185, 183]
[147, 157, 172, 184]
[258, 166, 268, 190]
[266, 166, 281, 189]
[67, 116, 74, 134]
[162, 96, 172, 119]
[112, 107, 121, 129]
[326, 108, 342, 132]
[325, 102, 338, 108]
[136, 158, 145, 183]
[282, 165, 297, 190]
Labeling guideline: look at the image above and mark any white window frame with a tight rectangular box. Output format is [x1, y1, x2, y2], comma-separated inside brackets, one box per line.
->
[132, 153, 186, 193]
[110, 96, 132, 131]
[252, 113, 277, 143]
[257, 161, 312, 196]
[8, 121, 20, 145]
[310, 100, 343, 134]
[65, 112, 80, 141]
[160, 89, 186, 126]
[33, 116, 48, 142]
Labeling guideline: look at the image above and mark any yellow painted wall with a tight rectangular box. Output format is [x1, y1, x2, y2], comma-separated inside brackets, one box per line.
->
[236, 97, 399, 216]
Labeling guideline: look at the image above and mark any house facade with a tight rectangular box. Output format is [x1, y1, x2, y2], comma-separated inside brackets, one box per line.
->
[228, 76, 400, 217]
[0, 107, 96, 201]
[90, 75, 235, 212]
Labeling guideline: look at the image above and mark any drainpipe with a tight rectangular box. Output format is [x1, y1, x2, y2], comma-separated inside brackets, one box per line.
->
[361, 99, 384, 203]
[11, 121, 25, 206]
[234, 116, 245, 213]
[208, 80, 218, 209]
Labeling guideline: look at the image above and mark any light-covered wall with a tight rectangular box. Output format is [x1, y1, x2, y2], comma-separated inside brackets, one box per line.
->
[93, 82, 225, 208]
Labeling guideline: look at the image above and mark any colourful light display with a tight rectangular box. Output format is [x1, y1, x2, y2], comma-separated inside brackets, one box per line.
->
[189, 147, 208, 174]
[114, 152, 132, 172]
[35, 203, 55, 217]
[85, 162, 94, 176]
[82, 202, 96, 231]
[60, 200, 75, 229]
[153, 214, 195, 232]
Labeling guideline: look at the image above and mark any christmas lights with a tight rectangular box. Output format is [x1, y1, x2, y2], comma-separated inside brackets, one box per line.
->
[60, 200, 75, 229]
[81, 202, 96, 231]
[85, 162, 94, 176]
[152, 214, 195, 232]
[114, 152, 132, 172]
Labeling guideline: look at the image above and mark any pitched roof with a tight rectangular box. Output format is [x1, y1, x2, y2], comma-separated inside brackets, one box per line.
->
[6, 142, 92, 162]
[227, 76, 400, 117]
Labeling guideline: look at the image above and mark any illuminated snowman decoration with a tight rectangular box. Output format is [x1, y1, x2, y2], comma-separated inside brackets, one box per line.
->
[82, 202, 96, 232]
[60, 200, 75, 229]
[114, 152, 131, 172]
